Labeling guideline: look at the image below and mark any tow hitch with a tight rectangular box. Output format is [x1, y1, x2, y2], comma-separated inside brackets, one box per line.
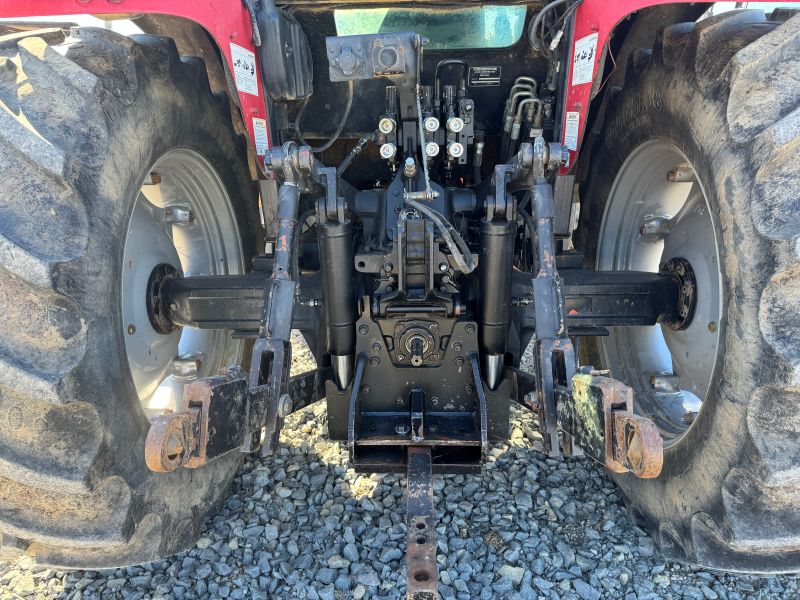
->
[144, 140, 672, 598]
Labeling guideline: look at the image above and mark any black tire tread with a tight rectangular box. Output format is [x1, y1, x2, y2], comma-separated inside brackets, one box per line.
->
[589, 9, 800, 572]
[0, 27, 253, 567]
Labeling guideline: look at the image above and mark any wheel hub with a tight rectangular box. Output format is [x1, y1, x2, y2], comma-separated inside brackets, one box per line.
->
[597, 140, 722, 446]
[121, 149, 245, 416]
[659, 257, 697, 331]
[146, 263, 180, 334]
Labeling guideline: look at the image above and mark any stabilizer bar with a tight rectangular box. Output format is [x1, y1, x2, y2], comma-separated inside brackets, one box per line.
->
[161, 268, 684, 334]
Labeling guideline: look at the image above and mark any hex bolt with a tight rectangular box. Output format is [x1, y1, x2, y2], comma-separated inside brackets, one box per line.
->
[708, 321, 718, 332]
[127, 324, 136, 335]
[370, 356, 380, 366]
[164, 203, 194, 225]
[464, 384, 475, 394]
[404, 157, 417, 178]
[164, 430, 185, 461]
[372, 342, 382, 352]
[277, 393, 293, 419]
[361, 385, 371, 395]
[649, 374, 681, 393]
[639, 216, 671, 241]
[667, 165, 696, 182]
[438, 262, 448, 272]
[454, 356, 465, 367]
[453, 342, 462, 352]
[358, 324, 369, 335]
[395, 425, 410, 435]
[465, 324, 475, 334]
[173, 353, 203, 378]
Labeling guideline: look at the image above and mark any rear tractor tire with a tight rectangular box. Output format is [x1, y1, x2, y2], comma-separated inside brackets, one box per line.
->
[0, 27, 260, 567]
[580, 9, 800, 572]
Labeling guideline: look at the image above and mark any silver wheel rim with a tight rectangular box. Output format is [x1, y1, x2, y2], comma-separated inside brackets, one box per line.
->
[122, 149, 245, 418]
[596, 139, 722, 447]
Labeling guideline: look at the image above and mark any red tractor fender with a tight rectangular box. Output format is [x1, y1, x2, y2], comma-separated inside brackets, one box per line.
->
[0, 0, 271, 168]
[560, 0, 785, 173]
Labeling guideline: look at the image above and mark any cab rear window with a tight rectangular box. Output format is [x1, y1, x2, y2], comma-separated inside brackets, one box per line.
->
[334, 6, 527, 50]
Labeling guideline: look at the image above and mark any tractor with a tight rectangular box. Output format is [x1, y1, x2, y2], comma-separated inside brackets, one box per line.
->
[0, 0, 798, 596]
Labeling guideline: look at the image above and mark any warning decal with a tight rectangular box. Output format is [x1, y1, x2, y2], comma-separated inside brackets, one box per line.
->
[230, 43, 259, 97]
[571, 32, 598, 86]
[564, 111, 580, 151]
[252, 117, 269, 155]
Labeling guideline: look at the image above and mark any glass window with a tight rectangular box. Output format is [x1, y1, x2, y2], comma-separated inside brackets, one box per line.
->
[334, 6, 527, 50]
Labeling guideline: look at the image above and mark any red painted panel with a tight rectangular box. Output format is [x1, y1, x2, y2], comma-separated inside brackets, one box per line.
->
[560, 0, 789, 173]
[0, 0, 270, 161]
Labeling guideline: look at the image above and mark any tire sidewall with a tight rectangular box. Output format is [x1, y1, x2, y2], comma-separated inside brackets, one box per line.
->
[60, 47, 259, 534]
[580, 54, 780, 539]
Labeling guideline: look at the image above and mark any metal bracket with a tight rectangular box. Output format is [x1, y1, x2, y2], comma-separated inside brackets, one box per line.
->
[561, 371, 663, 478]
[145, 367, 331, 472]
[346, 353, 368, 463]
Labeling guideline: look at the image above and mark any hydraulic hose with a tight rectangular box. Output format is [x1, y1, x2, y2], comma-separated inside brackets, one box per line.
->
[295, 80, 354, 154]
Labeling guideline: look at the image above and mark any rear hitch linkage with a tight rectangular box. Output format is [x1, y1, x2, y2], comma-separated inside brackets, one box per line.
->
[144, 139, 666, 599]
[146, 142, 333, 470]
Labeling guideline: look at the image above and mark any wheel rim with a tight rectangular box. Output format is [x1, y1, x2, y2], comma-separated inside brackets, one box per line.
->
[122, 149, 245, 418]
[596, 139, 722, 447]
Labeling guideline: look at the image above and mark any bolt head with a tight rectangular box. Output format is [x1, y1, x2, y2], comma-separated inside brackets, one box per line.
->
[277, 393, 293, 418]
[438, 262, 448, 272]
[358, 324, 369, 335]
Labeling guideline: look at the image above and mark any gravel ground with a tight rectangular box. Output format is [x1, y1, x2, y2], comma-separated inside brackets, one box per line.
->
[1, 335, 798, 600]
